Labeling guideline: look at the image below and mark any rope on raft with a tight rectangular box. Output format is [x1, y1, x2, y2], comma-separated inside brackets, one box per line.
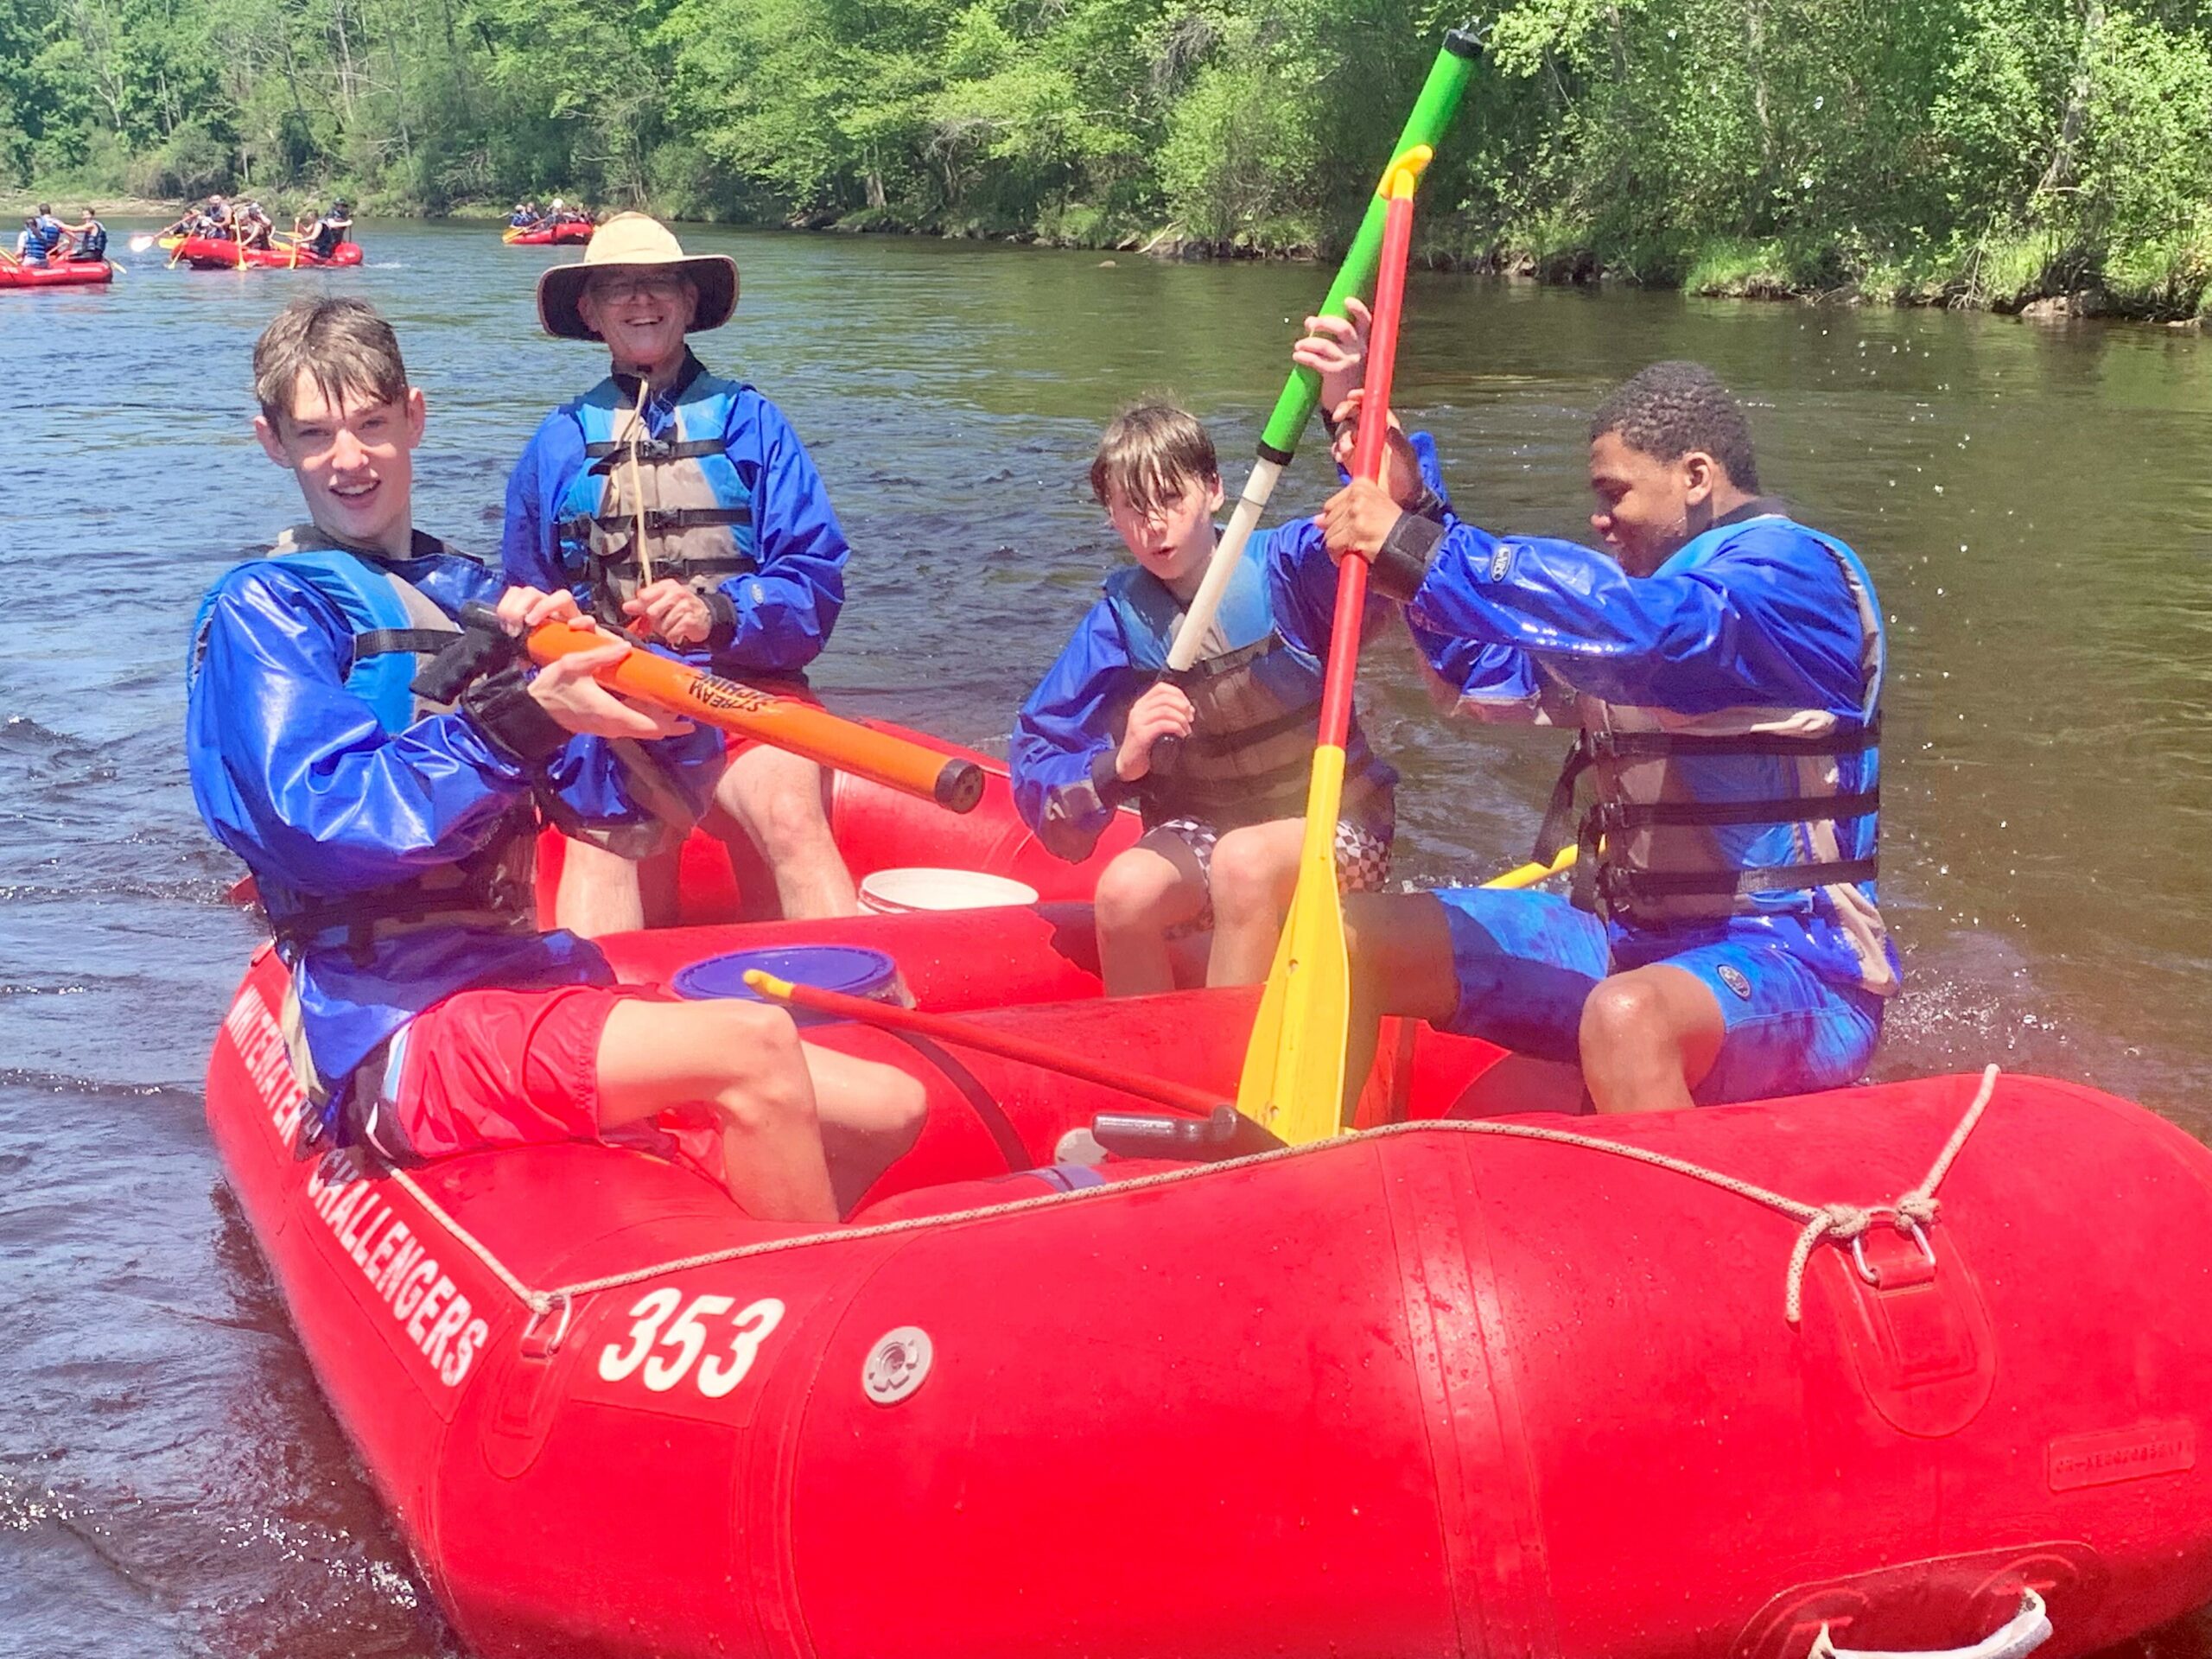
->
[386, 1064, 2005, 1344]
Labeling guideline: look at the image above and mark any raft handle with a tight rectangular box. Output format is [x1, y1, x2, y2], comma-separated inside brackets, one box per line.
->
[520, 1291, 574, 1360]
[1812, 1589, 2050, 1659]
[1850, 1217, 1936, 1288]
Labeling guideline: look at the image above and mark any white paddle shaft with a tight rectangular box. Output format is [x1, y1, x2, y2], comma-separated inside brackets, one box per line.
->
[1164, 455, 1285, 671]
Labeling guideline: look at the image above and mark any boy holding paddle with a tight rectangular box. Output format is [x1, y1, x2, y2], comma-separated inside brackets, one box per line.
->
[1010, 305, 1443, 995]
[1310, 359, 1896, 1113]
[187, 296, 923, 1222]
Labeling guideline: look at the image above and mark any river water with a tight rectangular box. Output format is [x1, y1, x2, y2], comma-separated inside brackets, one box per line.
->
[3, 219, 2209, 1656]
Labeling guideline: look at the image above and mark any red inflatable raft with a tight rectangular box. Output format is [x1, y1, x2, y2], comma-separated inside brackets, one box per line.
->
[503, 221, 593, 245]
[175, 235, 364, 270]
[203, 725, 2212, 1659]
[0, 257, 114, 288]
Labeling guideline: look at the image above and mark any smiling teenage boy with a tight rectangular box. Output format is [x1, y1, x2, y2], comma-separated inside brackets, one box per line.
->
[188, 297, 923, 1222]
[1010, 308, 1444, 995]
[1310, 359, 1895, 1113]
[503, 213, 855, 936]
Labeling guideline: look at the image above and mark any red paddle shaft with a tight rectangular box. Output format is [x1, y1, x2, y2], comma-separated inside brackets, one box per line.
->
[1315, 186, 1417, 747]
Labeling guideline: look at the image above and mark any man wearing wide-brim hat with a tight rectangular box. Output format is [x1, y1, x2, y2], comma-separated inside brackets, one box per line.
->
[501, 212, 859, 934]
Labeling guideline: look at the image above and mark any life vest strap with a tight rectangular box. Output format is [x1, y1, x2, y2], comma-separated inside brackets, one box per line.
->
[1599, 855, 1880, 904]
[567, 506, 753, 537]
[1586, 721, 1880, 760]
[268, 820, 537, 960]
[1592, 788, 1880, 834]
[272, 891, 531, 954]
[1171, 635, 1278, 684]
[354, 626, 464, 660]
[1179, 699, 1319, 758]
[582, 435, 728, 463]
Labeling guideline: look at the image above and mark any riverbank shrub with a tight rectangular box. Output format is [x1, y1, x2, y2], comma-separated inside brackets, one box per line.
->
[12, 0, 2212, 317]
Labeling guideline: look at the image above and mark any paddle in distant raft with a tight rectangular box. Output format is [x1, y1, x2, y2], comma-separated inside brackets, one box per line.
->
[1236, 145, 1434, 1147]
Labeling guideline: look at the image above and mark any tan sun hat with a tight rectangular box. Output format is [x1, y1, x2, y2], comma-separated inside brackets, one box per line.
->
[536, 212, 740, 341]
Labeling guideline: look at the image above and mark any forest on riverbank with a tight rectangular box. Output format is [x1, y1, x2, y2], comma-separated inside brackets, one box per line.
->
[4, 0, 2210, 315]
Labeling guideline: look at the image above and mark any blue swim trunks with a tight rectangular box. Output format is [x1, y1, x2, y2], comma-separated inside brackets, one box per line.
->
[1427, 887, 1883, 1105]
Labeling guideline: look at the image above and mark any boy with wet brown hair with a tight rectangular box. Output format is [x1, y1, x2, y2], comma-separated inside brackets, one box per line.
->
[188, 296, 923, 1221]
[1009, 373, 1439, 995]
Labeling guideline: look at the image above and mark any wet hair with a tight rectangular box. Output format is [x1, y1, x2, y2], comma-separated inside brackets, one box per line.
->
[252, 297, 409, 426]
[1090, 403, 1219, 518]
[1589, 360, 1759, 492]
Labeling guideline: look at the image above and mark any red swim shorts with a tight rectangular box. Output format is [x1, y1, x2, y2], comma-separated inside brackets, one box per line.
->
[373, 982, 640, 1162]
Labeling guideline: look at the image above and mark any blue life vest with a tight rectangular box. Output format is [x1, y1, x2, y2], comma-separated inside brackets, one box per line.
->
[73, 221, 105, 259]
[1103, 538, 1391, 832]
[19, 219, 59, 263]
[188, 530, 537, 954]
[554, 366, 758, 626]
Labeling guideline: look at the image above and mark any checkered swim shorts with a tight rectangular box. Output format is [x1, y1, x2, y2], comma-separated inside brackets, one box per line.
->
[1155, 814, 1394, 937]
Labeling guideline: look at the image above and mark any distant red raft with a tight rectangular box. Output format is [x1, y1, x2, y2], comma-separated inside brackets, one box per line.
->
[0, 258, 113, 288]
[202, 721, 2212, 1659]
[502, 221, 592, 245]
[175, 236, 364, 270]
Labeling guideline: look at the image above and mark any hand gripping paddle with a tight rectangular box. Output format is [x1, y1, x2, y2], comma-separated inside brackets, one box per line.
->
[451, 603, 983, 813]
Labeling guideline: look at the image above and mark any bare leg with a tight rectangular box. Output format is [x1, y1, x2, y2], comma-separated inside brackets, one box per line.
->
[807, 1045, 929, 1213]
[594, 999, 924, 1220]
[555, 836, 645, 938]
[1342, 889, 1460, 1115]
[1577, 963, 1725, 1113]
[1202, 818, 1306, 986]
[1091, 834, 1208, 996]
[714, 744, 859, 920]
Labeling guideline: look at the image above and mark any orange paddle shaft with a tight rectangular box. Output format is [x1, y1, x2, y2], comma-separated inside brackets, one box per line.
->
[521, 621, 984, 813]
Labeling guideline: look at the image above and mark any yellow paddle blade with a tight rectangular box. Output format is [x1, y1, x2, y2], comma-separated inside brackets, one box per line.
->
[1236, 744, 1351, 1146]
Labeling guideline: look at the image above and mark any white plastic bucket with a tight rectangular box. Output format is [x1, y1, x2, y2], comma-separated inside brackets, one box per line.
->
[858, 867, 1040, 914]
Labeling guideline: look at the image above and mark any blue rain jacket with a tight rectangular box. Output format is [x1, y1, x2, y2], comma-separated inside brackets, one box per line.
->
[187, 535, 723, 1088]
[1373, 501, 1897, 991]
[501, 353, 846, 680]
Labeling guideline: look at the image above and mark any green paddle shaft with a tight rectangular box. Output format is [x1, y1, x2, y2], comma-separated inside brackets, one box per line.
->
[1160, 26, 1480, 677]
[1256, 27, 1481, 465]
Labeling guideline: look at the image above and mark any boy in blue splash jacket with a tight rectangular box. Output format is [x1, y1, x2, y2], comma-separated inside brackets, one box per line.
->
[1010, 305, 1441, 995]
[1312, 360, 1896, 1113]
[189, 298, 922, 1221]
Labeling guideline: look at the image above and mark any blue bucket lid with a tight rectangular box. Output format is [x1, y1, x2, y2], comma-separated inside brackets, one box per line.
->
[671, 944, 901, 1007]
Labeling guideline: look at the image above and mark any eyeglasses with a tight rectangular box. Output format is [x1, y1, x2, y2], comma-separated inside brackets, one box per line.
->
[585, 274, 691, 303]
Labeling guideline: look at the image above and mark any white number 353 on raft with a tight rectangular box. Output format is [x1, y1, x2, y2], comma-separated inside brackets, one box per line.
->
[597, 1288, 785, 1398]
